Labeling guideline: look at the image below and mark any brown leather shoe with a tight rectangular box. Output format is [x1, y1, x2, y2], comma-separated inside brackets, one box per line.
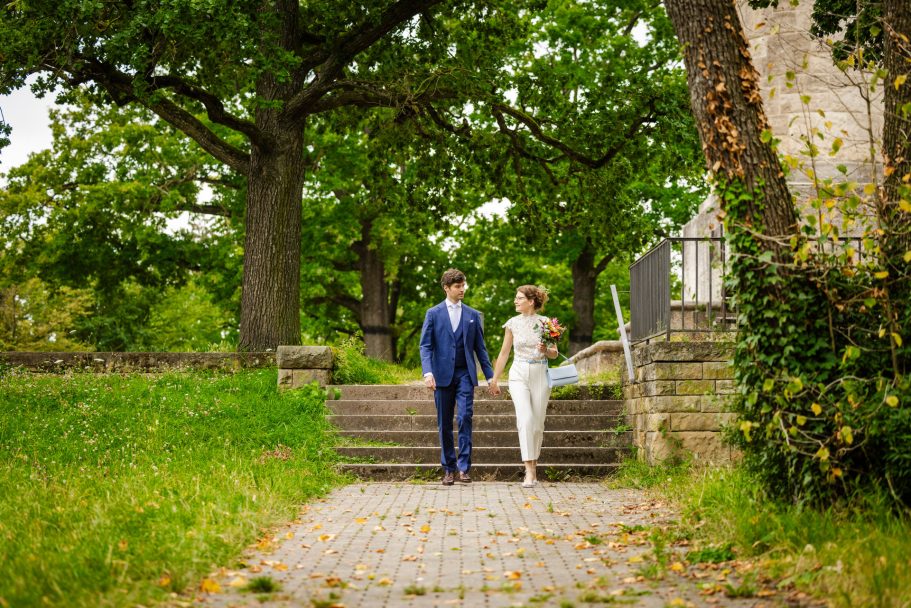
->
[457, 471, 472, 484]
[441, 471, 455, 486]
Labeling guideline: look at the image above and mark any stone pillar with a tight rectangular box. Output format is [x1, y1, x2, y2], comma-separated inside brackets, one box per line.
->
[622, 342, 736, 464]
[276, 346, 333, 389]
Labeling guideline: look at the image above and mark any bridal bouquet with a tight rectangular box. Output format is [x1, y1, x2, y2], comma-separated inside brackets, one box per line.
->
[538, 317, 566, 347]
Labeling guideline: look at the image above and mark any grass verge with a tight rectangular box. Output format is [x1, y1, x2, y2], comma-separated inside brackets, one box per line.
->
[610, 458, 911, 607]
[0, 368, 343, 607]
[331, 336, 421, 384]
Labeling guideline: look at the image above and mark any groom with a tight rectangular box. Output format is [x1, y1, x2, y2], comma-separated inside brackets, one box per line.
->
[419, 268, 495, 486]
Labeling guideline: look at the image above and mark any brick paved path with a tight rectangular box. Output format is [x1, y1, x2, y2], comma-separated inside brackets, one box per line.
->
[197, 482, 777, 607]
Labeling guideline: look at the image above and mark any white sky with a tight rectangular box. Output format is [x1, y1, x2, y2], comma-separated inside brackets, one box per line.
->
[0, 86, 56, 172]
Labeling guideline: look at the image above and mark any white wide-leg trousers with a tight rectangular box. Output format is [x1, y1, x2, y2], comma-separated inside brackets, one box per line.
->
[508, 361, 552, 461]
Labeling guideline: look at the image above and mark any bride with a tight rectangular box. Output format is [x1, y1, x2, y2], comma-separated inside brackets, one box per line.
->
[489, 285, 558, 487]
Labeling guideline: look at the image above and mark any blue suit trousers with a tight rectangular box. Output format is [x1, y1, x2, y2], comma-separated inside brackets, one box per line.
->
[434, 366, 475, 473]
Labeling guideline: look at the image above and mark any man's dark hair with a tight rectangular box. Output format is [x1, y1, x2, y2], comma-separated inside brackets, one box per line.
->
[440, 268, 467, 289]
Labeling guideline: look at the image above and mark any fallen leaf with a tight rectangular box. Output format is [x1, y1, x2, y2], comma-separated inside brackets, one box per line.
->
[504, 571, 522, 580]
[227, 576, 248, 588]
[355, 517, 368, 524]
[420, 524, 431, 533]
[377, 578, 393, 586]
[199, 578, 221, 594]
[157, 575, 171, 587]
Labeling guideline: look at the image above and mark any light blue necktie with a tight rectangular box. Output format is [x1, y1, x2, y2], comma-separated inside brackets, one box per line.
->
[448, 304, 461, 332]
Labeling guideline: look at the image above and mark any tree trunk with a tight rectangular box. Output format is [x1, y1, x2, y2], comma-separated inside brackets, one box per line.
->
[238, 133, 305, 351]
[881, 0, 911, 376]
[883, 0, 911, 254]
[355, 218, 395, 361]
[664, 0, 796, 246]
[569, 241, 597, 356]
[237, 0, 306, 351]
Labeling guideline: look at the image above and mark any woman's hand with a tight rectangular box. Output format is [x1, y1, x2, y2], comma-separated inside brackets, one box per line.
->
[488, 379, 501, 396]
[546, 344, 558, 359]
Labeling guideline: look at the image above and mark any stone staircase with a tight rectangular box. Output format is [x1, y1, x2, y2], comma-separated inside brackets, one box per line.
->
[327, 385, 633, 481]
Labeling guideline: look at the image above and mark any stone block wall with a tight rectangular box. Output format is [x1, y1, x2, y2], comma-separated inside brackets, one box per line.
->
[0, 351, 274, 372]
[622, 342, 736, 464]
[277, 345, 333, 389]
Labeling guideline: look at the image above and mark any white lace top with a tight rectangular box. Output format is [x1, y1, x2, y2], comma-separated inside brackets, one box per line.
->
[502, 314, 548, 361]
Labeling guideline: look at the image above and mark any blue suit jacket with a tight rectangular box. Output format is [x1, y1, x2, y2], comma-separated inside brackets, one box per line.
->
[419, 301, 494, 387]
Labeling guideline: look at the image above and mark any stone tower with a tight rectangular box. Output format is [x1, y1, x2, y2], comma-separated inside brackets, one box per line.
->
[681, 1, 883, 302]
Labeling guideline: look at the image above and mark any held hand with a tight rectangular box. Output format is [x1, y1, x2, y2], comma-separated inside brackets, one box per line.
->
[489, 379, 501, 396]
[424, 374, 436, 391]
[536, 342, 547, 354]
[547, 344, 558, 358]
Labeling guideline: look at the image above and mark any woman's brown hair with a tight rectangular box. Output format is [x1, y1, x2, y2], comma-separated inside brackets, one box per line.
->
[517, 285, 548, 310]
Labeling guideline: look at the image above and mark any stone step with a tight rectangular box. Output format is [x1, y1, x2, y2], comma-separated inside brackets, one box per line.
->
[339, 463, 621, 481]
[328, 414, 626, 432]
[326, 399, 625, 416]
[337, 446, 630, 465]
[327, 385, 619, 401]
[336, 430, 632, 448]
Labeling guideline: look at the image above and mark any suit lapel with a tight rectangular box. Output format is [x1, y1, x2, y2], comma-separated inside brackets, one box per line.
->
[440, 301, 455, 337]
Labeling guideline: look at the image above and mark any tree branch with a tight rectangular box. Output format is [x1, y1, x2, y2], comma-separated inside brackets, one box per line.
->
[594, 253, 615, 276]
[307, 79, 456, 114]
[307, 294, 361, 316]
[70, 57, 251, 174]
[146, 96, 251, 174]
[148, 74, 270, 149]
[284, 0, 446, 122]
[491, 101, 657, 169]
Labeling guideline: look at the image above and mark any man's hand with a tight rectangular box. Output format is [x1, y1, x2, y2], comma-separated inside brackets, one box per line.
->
[424, 373, 436, 390]
[488, 379, 501, 396]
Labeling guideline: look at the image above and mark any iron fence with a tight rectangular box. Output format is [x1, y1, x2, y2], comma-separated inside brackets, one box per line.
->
[629, 236, 871, 344]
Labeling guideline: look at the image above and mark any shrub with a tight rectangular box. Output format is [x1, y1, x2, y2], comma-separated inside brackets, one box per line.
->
[724, 188, 911, 507]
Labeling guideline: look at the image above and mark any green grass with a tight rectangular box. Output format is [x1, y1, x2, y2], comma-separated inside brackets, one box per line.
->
[331, 337, 421, 384]
[611, 459, 911, 607]
[0, 368, 344, 607]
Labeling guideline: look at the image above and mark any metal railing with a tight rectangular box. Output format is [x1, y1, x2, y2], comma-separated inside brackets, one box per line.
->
[629, 235, 872, 344]
[630, 237, 730, 344]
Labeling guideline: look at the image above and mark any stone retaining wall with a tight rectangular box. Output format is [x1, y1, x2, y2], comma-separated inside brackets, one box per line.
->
[622, 342, 736, 464]
[0, 351, 274, 372]
[276, 346, 333, 389]
[569, 340, 623, 377]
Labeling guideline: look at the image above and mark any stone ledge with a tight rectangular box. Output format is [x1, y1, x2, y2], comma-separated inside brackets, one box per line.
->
[633, 342, 735, 366]
[278, 368, 332, 389]
[276, 345, 333, 369]
[0, 351, 274, 372]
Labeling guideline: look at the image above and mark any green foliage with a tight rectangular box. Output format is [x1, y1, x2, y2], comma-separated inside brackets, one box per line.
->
[331, 336, 421, 385]
[749, 0, 884, 64]
[0, 98, 242, 351]
[0, 278, 94, 351]
[0, 369, 342, 607]
[246, 576, 281, 593]
[717, 175, 911, 507]
[605, 457, 692, 491]
[138, 280, 236, 351]
[653, 465, 911, 607]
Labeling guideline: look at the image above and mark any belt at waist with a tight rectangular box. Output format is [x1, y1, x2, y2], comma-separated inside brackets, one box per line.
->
[518, 359, 547, 364]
